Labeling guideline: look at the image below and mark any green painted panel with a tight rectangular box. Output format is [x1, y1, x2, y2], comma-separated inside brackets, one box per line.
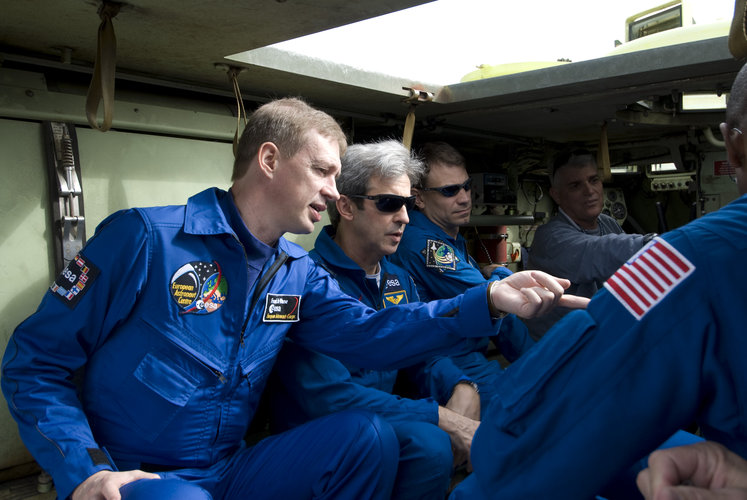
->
[0, 119, 48, 469]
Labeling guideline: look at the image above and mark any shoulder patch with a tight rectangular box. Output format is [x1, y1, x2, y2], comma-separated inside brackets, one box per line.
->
[604, 237, 695, 320]
[51, 254, 100, 309]
[381, 273, 408, 308]
[424, 239, 457, 271]
[170, 261, 228, 314]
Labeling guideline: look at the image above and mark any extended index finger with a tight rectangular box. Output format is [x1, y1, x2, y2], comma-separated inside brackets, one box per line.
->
[528, 271, 571, 296]
[557, 294, 590, 309]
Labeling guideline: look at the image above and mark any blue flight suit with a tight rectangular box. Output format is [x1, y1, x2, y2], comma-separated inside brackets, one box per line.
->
[391, 210, 534, 410]
[270, 225, 453, 500]
[1, 188, 494, 500]
[451, 194, 747, 499]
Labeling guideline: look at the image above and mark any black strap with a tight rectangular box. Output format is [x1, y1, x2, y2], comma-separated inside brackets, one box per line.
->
[240, 252, 290, 337]
[140, 462, 181, 473]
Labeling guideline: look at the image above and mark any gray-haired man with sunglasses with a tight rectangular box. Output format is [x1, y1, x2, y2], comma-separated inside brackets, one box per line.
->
[268, 139, 481, 499]
[392, 141, 535, 421]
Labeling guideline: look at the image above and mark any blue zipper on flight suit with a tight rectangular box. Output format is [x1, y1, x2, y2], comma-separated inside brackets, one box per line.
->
[208, 252, 290, 448]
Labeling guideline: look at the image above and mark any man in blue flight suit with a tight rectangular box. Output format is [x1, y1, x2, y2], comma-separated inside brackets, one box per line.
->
[392, 142, 534, 415]
[449, 61, 747, 500]
[1, 98, 586, 500]
[269, 139, 481, 499]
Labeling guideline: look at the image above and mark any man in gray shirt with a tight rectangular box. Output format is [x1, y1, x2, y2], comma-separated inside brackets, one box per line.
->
[525, 149, 655, 339]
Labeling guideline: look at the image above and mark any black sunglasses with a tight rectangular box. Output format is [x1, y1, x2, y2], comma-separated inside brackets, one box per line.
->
[419, 178, 473, 197]
[348, 194, 417, 212]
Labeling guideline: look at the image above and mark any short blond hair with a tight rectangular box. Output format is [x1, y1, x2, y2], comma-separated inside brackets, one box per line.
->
[232, 97, 347, 181]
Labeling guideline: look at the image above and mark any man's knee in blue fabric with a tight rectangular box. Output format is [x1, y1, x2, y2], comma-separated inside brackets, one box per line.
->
[390, 420, 453, 499]
[328, 409, 399, 462]
[394, 421, 452, 480]
[448, 474, 486, 500]
[120, 478, 212, 500]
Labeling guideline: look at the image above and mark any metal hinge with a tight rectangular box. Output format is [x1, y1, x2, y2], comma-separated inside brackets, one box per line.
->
[44, 121, 86, 273]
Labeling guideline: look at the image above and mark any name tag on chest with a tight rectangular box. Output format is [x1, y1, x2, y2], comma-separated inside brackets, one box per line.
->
[263, 293, 301, 322]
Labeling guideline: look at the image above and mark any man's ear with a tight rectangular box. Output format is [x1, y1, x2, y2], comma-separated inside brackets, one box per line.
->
[549, 186, 560, 205]
[412, 187, 426, 210]
[257, 142, 280, 178]
[720, 122, 744, 169]
[336, 195, 356, 221]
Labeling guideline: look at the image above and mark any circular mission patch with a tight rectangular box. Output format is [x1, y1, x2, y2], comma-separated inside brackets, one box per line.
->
[170, 260, 228, 314]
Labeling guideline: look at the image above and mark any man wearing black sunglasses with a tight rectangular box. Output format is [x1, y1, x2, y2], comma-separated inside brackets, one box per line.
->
[392, 142, 535, 418]
[268, 139, 481, 499]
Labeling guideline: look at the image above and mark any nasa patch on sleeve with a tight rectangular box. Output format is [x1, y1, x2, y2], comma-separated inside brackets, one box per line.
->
[263, 294, 301, 322]
[50, 254, 101, 309]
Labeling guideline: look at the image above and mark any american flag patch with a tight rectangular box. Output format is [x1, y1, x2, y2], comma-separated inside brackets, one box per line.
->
[604, 237, 695, 320]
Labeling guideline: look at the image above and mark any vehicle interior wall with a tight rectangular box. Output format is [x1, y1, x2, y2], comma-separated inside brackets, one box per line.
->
[1, 118, 48, 472]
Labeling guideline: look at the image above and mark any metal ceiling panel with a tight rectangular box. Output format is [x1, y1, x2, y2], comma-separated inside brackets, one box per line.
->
[0, 0, 432, 89]
[0, 0, 742, 157]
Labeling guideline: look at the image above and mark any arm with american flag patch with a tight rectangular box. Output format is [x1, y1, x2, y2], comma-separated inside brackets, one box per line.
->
[453, 195, 747, 499]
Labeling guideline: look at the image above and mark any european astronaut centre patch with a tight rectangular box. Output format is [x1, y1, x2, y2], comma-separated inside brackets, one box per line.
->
[604, 237, 695, 320]
[170, 261, 228, 315]
[51, 254, 100, 309]
[263, 294, 301, 322]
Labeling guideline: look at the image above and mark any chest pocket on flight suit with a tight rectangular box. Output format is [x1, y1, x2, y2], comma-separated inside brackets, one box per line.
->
[114, 350, 201, 442]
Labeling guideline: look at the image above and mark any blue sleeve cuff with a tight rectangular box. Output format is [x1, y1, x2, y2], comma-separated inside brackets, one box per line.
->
[458, 284, 497, 337]
[490, 266, 513, 280]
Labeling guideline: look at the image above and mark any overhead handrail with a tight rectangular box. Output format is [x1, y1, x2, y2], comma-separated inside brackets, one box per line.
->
[401, 87, 434, 151]
[729, 0, 747, 59]
[216, 64, 248, 156]
[598, 121, 612, 182]
[229, 68, 248, 157]
[85, 1, 121, 131]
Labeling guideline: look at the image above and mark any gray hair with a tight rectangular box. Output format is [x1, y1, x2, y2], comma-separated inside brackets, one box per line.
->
[549, 148, 597, 186]
[328, 139, 424, 227]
